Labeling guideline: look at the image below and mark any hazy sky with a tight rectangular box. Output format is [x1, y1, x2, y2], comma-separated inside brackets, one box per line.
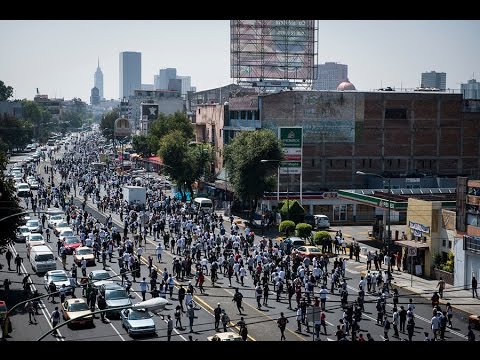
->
[1, 20, 479, 102]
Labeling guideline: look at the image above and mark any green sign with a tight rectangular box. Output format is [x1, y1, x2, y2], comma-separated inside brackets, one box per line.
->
[280, 127, 302, 148]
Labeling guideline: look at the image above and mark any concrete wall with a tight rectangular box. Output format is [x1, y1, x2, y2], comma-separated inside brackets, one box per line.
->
[454, 236, 466, 288]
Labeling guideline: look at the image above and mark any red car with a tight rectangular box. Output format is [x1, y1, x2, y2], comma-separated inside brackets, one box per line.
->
[63, 236, 82, 254]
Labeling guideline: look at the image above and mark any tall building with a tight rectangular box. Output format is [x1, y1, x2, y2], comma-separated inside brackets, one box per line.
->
[155, 68, 177, 90]
[312, 62, 348, 90]
[461, 79, 480, 100]
[177, 76, 192, 97]
[421, 71, 446, 90]
[94, 58, 104, 100]
[119, 51, 141, 99]
[90, 87, 100, 105]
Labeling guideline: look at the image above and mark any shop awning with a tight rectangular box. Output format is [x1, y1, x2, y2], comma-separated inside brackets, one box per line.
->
[394, 240, 429, 248]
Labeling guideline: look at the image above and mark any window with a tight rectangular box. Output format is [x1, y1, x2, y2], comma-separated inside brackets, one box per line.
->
[442, 240, 446, 247]
[448, 241, 452, 249]
[311, 159, 315, 167]
[385, 108, 407, 120]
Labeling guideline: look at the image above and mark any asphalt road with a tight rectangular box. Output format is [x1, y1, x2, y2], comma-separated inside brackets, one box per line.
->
[2, 146, 473, 342]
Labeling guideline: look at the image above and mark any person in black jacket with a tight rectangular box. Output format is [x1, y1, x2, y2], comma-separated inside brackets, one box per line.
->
[97, 293, 107, 322]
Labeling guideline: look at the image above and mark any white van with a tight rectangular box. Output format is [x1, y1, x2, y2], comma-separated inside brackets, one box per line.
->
[314, 214, 330, 229]
[193, 197, 213, 214]
[30, 245, 57, 274]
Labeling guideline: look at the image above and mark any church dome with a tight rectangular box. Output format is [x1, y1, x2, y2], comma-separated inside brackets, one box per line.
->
[337, 79, 356, 91]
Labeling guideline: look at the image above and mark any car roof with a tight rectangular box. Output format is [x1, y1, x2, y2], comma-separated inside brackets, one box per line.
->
[47, 270, 67, 276]
[102, 283, 123, 290]
[91, 269, 109, 274]
[65, 298, 87, 305]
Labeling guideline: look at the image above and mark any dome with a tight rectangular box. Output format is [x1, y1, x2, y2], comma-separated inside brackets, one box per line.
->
[336, 79, 356, 91]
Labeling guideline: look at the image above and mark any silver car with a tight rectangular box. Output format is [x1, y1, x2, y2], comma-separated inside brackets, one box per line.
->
[100, 283, 132, 317]
[120, 308, 156, 336]
[25, 219, 42, 233]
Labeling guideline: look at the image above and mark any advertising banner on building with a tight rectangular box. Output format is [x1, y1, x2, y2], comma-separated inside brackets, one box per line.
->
[279, 127, 302, 174]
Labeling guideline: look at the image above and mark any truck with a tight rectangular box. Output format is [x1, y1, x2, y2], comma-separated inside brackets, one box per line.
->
[122, 186, 146, 207]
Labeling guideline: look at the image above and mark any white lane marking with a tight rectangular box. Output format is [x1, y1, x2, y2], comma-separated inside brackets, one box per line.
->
[9, 244, 64, 341]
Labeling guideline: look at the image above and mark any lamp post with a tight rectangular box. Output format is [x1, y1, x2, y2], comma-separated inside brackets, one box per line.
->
[261, 159, 289, 220]
[356, 171, 391, 251]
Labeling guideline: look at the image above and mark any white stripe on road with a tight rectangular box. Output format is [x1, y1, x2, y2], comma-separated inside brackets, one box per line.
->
[9, 244, 64, 341]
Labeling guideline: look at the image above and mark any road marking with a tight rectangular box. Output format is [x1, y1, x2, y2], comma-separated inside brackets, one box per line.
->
[9, 244, 64, 341]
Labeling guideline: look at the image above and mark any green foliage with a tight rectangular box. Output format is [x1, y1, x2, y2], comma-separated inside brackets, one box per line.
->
[0, 80, 13, 101]
[224, 129, 282, 222]
[295, 223, 312, 240]
[0, 113, 32, 151]
[432, 253, 442, 268]
[148, 112, 194, 154]
[21, 100, 52, 143]
[313, 231, 332, 246]
[131, 135, 152, 158]
[279, 220, 295, 235]
[0, 149, 23, 252]
[62, 110, 83, 130]
[441, 252, 454, 273]
[279, 199, 305, 224]
[100, 108, 120, 138]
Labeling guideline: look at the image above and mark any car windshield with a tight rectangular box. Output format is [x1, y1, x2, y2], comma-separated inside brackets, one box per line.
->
[106, 289, 127, 300]
[309, 248, 321, 253]
[29, 235, 43, 241]
[68, 302, 89, 312]
[128, 310, 150, 320]
[77, 249, 92, 255]
[26, 220, 39, 227]
[61, 231, 74, 237]
[51, 274, 68, 282]
[19, 227, 29, 234]
[57, 222, 69, 228]
[65, 237, 79, 244]
[51, 215, 63, 221]
[92, 272, 110, 280]
[36, 254, 54, 261]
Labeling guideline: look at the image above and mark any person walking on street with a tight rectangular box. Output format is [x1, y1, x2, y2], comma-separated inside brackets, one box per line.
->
[232, 288, 244, 315]
[50, 307, 61, 336]
[221, 310, 230, 332]
[187, 303, 195, 333]
[139, 277, 149, 302]
[25, 300, 37, 324]
[14, 254, 23, 274]
[97, 293, 108, 322]
[446, 302, 453, 328]
[214, 303, 222, 331]
[277, 312, 289, 341]
[472, 275, 478, 298]
[174, 305, 183, 329]
[167, 315, 173, 341]
[437, 277, 446, 299]
[5, 248, 13, 271]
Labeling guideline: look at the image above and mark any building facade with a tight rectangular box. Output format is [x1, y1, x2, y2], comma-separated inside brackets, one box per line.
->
[94, 59, 104, 100]
[461, 79, 480, 100]
[155, 68, 177, 90]
[119, 51, 141, 99]
[312, 62, 348, 90]
[90, 87, 100, 105]
[421, 71, 446, 90]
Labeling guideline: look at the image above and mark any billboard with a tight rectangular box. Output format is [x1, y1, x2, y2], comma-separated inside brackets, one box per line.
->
[279, 127, 302, 175]
[141, 103, 159, 121]
[231, 20, 316, 81]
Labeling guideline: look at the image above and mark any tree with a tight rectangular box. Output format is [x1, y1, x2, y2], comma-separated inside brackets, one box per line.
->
[131, 135, 152, 158]
[313, 231, 332, 246]
[62, 110, 83, 130]
[295, 223, 312, 242]
[100, 108, 120, 139]
[279, 220, 295, 236]
[0, 149, 23, 252]
[279, 199, 305, 224]
[224, 129, 282, 223]
[0, 80, 13, 101]
[21, 100, 52, 143]
[149, 112, 194, 154]
[0, 113, 32, 151]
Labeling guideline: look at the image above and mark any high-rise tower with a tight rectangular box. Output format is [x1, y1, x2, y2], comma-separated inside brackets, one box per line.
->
[94, 58, 104, 100]
[119, 51, 141, 99]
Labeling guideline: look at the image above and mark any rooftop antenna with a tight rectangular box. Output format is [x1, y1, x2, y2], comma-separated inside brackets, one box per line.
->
[98, 57, 100, 68]
[36, 88, 39, 95]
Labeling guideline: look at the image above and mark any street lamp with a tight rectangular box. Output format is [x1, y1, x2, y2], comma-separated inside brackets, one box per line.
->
[356, 171, 391, 251]
[261, 159, 289, 220]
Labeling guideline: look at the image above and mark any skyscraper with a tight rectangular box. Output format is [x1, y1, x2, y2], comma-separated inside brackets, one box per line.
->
[461, 79, 480, 100]
[94, 58, 104, 100]
[156, 68, 177, 90]
[312, 62, 348, 90]
[177, 75, 192, 97]
[119, 51, 141, 99]
[421, 71, 446, 90]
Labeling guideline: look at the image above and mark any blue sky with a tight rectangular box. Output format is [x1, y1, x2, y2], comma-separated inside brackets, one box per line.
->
[0, 20, 479, 102]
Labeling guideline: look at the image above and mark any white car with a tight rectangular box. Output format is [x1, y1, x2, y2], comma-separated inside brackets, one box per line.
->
[120, 308, 156, 336]
[88, 270, 114, 290]
[44, 270, 72, 294]
[59, 228, 75, 239]
[54, 221, 71, 236]
[25, 219, 42, 233]
[29, 181, 39, 190]
[48, 214, 65, 229]
[16, 225, 31, 243]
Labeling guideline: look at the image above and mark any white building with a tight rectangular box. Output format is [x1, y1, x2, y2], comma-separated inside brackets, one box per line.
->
[177, 76, 192, 97]
[119, 51, 141, 99]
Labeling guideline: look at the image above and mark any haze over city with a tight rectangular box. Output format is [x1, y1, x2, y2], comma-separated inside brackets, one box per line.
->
[1, 20, 479, 101]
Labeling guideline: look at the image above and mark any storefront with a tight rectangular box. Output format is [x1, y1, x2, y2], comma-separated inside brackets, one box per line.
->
[394, 239, 430, 276]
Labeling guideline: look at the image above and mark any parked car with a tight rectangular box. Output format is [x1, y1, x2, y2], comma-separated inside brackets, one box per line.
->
[16, 225, 31, 243]
[25, 219, 42, 233]
[100, 283, 132, 317]
[44, 270, 72, 294]
[62, 236, 82, 254]
[88, 270, 114, 290]
[73, 247, 95, 266]
[48, 214, 65, 229]
[61, 298, 94, 328]
[53, 221, 71, 236]
[120, 308, 156, 336]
